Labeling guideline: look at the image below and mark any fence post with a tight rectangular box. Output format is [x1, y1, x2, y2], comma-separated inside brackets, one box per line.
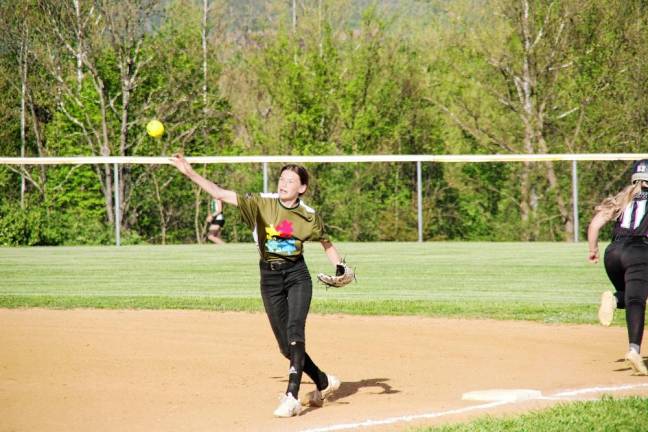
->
[20, 147, 25, 209]
[417, 161, 423, 242]
[572, 160, 579, 242]
[263, 162, 268, 193]
[114, 163, 121, 247]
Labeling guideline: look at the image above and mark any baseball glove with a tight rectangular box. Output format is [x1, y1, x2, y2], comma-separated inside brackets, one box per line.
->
[317, 261, 355, 288]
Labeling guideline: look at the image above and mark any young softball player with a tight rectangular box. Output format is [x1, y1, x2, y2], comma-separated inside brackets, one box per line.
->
[170, 154, 342, 417]
[588, 159, 648, 375]
[205, 198, 225, 244]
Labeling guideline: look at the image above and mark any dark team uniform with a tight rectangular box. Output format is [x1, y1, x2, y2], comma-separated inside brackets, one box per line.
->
[208, 212, 225, 228]
[603, 190, 648, 347]
[208, 199, 225, 230]
[237, 192, 330, 398]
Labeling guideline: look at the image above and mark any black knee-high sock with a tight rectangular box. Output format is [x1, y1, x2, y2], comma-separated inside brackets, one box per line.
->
[303, 353, 329, 391]
[286, 341, 306, 397]
[626, 299, 646, 348]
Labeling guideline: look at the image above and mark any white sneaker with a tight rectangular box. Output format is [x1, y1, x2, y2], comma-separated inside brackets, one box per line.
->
[302, 374, 341, 407]
[625, 350, 648, 376]
[598, 291, 616, 326]
[273, 392, 301, 418]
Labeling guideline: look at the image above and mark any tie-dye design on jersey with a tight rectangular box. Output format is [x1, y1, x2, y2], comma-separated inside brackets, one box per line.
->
[265, 220, 298, 254]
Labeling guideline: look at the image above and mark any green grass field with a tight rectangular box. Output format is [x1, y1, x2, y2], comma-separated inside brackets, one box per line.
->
[416, 396, 648, 432]
[0, 242, 618, 324]
[1, 242, 645, 430]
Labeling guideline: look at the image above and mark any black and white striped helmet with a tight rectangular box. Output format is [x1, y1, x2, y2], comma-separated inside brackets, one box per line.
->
[631, 159, 648, 183]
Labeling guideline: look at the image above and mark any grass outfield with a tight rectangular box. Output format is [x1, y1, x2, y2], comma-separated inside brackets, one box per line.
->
[0, 242, 618, 324]
[414, 396, 648, 432]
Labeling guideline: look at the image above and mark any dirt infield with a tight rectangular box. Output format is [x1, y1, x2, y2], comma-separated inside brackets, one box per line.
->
[2, 309, 647, 432]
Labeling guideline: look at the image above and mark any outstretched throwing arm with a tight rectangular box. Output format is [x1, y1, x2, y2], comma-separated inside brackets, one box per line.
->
[170, 154, 238, 206]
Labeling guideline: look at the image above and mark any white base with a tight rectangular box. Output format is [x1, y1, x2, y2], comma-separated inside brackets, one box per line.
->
[462, 389, 542, 402]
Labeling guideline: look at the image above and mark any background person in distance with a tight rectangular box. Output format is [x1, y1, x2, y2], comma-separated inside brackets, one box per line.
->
[205, 199, 225, 245]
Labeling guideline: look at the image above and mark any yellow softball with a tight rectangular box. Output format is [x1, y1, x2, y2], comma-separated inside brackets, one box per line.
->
[146, 119, 164, 138]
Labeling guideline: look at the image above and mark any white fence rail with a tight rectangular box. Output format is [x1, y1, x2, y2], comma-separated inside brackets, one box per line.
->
[2, 153, 648, 165]
[2, 154, 646, 246]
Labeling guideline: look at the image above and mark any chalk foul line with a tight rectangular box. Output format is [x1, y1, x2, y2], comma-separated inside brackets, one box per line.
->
[299, 382, 648, 432]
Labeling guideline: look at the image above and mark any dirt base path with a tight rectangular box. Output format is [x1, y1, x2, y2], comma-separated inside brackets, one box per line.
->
[1, 309, 647, 432]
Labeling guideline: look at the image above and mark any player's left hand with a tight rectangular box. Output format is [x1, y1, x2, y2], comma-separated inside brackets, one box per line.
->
[317, 261, 356, 288]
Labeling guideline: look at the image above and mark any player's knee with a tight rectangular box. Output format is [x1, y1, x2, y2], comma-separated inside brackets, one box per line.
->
[625, 285, 648, 307]
[278, 344, 290, 359]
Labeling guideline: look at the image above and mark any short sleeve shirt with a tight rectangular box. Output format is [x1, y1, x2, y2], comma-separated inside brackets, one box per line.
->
[237, 193, 329, 262]
[613, 190, 648, 238]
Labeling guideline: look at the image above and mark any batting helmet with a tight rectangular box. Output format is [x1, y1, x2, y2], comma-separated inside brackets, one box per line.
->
[632, 160, 648, 184]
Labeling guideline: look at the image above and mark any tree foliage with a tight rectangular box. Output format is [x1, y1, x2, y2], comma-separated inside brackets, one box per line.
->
[1, 0, 647, 245]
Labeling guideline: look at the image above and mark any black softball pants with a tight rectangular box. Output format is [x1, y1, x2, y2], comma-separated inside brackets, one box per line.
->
[604, 239, 648, 347]
[260, 259, 312, 350]
[259, 258, 327, 395]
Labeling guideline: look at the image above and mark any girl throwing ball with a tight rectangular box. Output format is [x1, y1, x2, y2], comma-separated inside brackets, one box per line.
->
[170, 155, 342, 417]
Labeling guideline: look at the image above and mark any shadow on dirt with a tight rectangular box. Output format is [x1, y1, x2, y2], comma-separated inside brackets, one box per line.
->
[613, 355, 648, 374]
[298, 377, 399, 414]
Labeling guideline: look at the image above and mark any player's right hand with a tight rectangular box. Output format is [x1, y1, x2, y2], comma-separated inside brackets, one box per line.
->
[170, 153, 192, 175]
[588, 248, 599, 264]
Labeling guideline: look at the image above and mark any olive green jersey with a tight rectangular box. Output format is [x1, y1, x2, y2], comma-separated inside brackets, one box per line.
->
[237, 193, 329, 262]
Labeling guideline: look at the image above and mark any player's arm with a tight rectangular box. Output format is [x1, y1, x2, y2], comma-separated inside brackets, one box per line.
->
[587, 209, 613, 264]
[170, 154, 238, 206]
[321, 240, 342, 266]
[317, 239, 355, 288]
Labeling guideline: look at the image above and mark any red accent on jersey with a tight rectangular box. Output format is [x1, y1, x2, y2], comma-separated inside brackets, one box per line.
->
[276, 220, 294, 238]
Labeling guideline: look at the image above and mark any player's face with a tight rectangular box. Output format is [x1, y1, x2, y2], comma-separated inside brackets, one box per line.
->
[278, 170, 307, 202]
